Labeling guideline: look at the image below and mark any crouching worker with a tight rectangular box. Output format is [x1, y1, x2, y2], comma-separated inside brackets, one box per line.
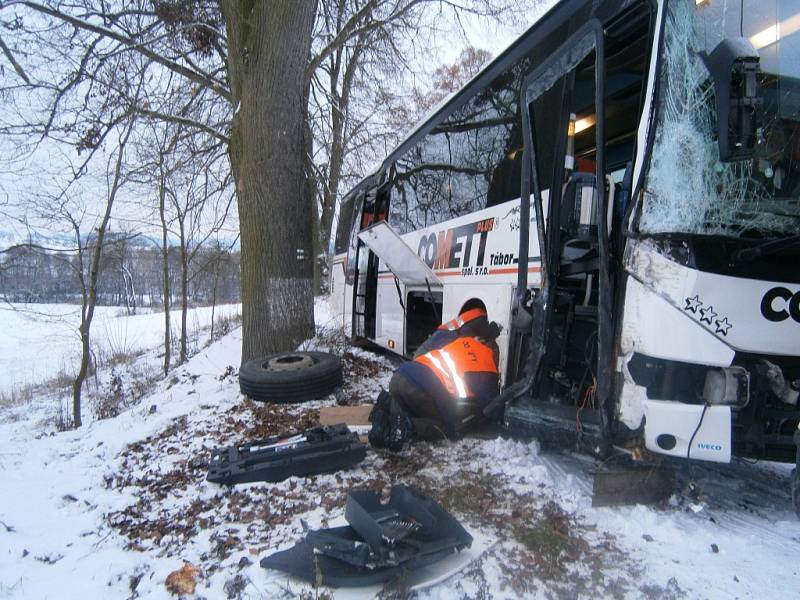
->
[370, 305, 500, 451]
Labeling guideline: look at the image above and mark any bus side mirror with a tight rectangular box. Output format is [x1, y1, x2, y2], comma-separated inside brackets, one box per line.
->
[701, 38, 762, 162]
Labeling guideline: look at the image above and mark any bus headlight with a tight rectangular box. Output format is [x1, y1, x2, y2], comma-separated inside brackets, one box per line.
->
[703, 366, 749, 407]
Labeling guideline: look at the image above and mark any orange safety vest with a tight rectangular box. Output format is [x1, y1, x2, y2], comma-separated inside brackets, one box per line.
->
[415, 336, 498, 399]
[438, 308, 487, 332]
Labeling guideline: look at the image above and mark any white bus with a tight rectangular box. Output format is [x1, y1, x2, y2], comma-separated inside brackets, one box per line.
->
[330, 0, 800, 502]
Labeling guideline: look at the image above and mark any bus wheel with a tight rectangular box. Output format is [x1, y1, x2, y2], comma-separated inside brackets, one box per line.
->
[238, 351, 343, 403]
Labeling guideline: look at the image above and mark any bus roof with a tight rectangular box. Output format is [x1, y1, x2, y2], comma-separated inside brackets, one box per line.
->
[345, 0, 639, 198]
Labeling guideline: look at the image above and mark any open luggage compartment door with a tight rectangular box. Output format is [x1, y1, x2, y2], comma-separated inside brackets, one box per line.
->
[358, 221, 442, 287]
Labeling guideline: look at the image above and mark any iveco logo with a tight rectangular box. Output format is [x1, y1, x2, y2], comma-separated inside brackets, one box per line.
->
[697, 443, 723, 451]
[760, 287, 800, 323]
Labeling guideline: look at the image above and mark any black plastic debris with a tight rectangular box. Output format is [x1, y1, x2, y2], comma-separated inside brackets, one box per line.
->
[260, 485, 473, 587]
[206, 424, 366, 485]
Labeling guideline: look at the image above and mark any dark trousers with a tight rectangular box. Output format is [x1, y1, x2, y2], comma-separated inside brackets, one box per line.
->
[389, 369, 480, 440]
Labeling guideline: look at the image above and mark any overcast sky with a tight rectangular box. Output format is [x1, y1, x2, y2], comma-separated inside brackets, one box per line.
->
[0, 1, 559, 249]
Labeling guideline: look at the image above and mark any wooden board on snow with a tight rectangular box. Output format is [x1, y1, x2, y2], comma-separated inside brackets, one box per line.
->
[591, 465, 675, 507]
[319, 405, 373, 427]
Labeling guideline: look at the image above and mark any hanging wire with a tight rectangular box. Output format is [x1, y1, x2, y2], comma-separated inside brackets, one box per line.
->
[686, 402, 711, 481]
[740, 0, 744, 37]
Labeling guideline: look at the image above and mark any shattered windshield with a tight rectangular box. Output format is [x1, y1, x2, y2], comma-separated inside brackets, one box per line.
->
[640, 0, 800, 238]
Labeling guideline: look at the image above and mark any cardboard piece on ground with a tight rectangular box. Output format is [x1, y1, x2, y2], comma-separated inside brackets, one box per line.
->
[319, 405, 373, 426]
[320, 405, 374, 443]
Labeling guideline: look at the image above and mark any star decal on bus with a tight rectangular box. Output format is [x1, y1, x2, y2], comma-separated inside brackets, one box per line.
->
[684, 295, 702, 313]
[714, 317, 733, 336]
[699, 305, 717, 325]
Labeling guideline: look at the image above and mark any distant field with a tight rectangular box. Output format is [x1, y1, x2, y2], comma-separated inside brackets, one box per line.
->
[0, 303, 241, 395]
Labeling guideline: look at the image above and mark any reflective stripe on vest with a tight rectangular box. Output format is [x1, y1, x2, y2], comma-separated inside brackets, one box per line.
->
[444, 316, 463, 331]
[438, 308, 487, 331]
[425, 352, 451, 383]
[415, 336, 497, 399]
[439, 349, 468, 398]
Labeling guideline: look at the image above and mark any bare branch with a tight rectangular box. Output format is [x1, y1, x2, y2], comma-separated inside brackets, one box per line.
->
[0, 33, 30, 84]
[14, 1, 233, 103]
[136, 107, 230, 144]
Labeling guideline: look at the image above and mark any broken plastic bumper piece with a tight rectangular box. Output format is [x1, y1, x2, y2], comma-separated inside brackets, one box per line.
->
[260, 485, 472, 587]
[206, 424, 366, 485]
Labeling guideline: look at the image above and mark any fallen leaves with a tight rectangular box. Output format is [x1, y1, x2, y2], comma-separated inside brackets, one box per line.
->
[165, 562, 200, 596]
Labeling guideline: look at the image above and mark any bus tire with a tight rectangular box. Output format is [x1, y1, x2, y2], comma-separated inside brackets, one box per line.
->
[238, 351, 343, 403]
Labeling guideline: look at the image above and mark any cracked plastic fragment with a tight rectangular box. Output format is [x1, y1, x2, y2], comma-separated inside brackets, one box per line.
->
[260, 485, 473, 587]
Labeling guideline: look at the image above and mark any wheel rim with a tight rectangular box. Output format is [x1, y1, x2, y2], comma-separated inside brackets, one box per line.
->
[264, 353, 315, 371]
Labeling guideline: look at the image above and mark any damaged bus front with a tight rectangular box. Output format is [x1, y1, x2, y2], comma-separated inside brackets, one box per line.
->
[506, 0, 799, 492]
[620, 0, 800, 467]
[328, 0, 799, 507]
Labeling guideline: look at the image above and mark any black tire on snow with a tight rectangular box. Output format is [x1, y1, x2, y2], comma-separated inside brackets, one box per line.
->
[238, 351, 343, 403]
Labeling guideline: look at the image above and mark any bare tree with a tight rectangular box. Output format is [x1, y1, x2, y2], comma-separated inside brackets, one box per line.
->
[16, 114, 138, 428]
[0, 0, 539, 366]
[101, 229, 141, 313]
[71, 117, 135, 426]
[308, 1, 528, 292]
[0, 0, 315, 362]
[166, 141, 233, 363]
[158, 143, 175, 376]
[130, 114, 233, 372]
[205, 237, 239, 343]
[221, 1, 318, 361]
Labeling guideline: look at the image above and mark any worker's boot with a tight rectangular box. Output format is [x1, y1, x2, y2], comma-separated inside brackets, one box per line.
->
[385, 396, 415, 452]
[368, 390, 392, 449]
[387, 412, 415, 452]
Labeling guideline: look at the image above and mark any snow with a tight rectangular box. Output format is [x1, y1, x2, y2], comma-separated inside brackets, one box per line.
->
[0, 303, 241, 396]
[0, 296, 798, 599]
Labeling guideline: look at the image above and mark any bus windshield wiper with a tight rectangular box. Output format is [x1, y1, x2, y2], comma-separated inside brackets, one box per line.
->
[731, 234, 800, 265]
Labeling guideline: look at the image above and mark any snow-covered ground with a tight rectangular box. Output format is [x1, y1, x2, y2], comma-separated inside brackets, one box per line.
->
[0, 298, 798, 599]
[0, 303, 241, 396]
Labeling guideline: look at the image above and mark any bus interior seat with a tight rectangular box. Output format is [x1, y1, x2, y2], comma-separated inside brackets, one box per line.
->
[559, 173, 614, 255]
[559, 173, 615, 307]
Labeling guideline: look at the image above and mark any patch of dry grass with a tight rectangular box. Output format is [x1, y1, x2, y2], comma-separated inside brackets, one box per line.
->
[0, 369, 74, 410]
[101, 345, 671, 599]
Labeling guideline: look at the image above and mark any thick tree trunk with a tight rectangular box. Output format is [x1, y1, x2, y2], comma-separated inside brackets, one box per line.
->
[222, 0, 317, 363]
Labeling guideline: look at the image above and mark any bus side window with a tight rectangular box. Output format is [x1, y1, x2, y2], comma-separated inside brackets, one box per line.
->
[385, 60, 534, 232]
[333, 194, 356, 257]
[530, 73, 570, 208]
[360, 191, 376, 229]
[374, 186, 389, 224]
[345, 194, 365, 283]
